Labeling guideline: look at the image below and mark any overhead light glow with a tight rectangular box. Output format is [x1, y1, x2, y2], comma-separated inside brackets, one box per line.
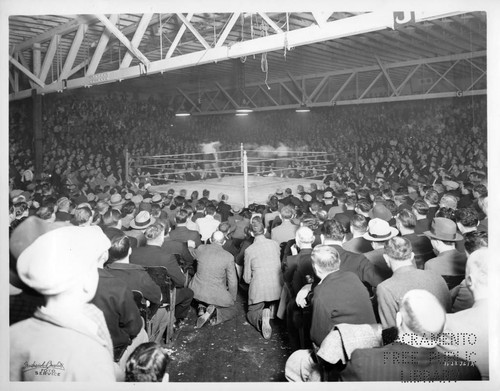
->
[175, 112, 191, 117]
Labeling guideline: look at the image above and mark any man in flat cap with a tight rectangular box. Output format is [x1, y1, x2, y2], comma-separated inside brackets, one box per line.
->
[10, 221, 117, 381]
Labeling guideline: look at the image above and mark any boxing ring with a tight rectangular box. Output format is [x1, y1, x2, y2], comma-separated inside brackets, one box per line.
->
[126, 144, 332, 207]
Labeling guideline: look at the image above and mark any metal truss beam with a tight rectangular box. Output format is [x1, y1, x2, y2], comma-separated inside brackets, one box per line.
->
[95, 14, 151, 68]
[120, 14, 153, 69]
[87, 14, 119, 76]
[9, 11, 471, 101]
[9, 56, 45, 87]
[59, 24, 87, 80]
[168, 52, 486, 115]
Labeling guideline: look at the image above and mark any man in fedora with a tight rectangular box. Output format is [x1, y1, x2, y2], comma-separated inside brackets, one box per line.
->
[423, 217, 466, 289]
[126, 210, 156, 248]
[362, 218, 399, 281]
[109, 193, 126, 211]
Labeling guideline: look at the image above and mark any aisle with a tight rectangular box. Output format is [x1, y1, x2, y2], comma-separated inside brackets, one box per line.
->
[167, 287, 293, 382]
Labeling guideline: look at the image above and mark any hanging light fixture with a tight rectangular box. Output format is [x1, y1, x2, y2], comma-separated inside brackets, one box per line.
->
[295, 103, 310, 113]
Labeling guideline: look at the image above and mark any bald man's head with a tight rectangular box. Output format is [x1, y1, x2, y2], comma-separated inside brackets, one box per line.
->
[211, 230, 225, 245]
[397, 289, 446, 345]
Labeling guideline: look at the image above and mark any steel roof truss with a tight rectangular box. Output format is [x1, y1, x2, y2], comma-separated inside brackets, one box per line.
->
[330, 72, 356, 103]
[204, 90, 221, 111]
[59, 24, 87, 80]
[176, 13, 210, 50]
[309, 75, 330, 102]
[39, 35, 59, 82]
[177, 87, 202, 112]
[375, 55, 397, 95]
[120, 14, 153, 69]
[359, 72, 383, 100]
[392, 64, 421, 96]
[166, 13, 193, 59]
[87, 14, 119, 76]
[95, 14, 150, 68]
[215, 82, 239, 109]
[215, 13, 240, 47]
[425, 61, 460, 94]
[9, 56, 45, 87]
[258, 13, 283, 33]
[258, 84, 280, 106]
[279, 81, 301, 104]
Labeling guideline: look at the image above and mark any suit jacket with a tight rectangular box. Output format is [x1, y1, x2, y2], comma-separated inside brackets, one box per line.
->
[216, 201, 232, 222]
[364, 248, 393, 281]
[341, 341, 481, 381]
[91, 269, 143, 352]
[189, 244, 237, 307]
[310, 270, 376, 346]
[342, 236, 373, 254]
[130, 245, 186, 288]
[105, 262, 162, 304]
[333, 210, 355, 233]
[162, 238, 195, 270]
[243, 235, 282, 304]
[330, 244, 385, 288]
[271, 220, 298, 244]
[402, 233, 434, 269]
[414, 218, 430, 234]
[376, 265, 451, 328]
[439, 299, 489, 380]
[168, 225, 202, 248]
[424, 249, 467, 277]
[290, 248, 314, 296]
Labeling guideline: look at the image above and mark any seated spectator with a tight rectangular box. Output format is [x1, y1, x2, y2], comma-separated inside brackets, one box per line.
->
[411, 199, 430, 234]
[476, 196, 488, 232]
[190, 231, 238, 328]
[125, 342, 169, 382]
[395, 209, 434, 269]
[300, 245, 376, 347]
[10, 223, 116, 381]
[55, 196, 72, 222]
[340, 290, 480, 381]
[342, 214, 372, 254]
[169, 209, 202, 248]
[376, 237, 451, 328]
[449, 230, 487, 313]
[102, 227, 169, 345]
[423, 217, 467, 289]
[130, 223, 194, 329]
[92, 240, 148, 370]
[438, 248, 489, 379]
[196, 204, 220, 243]
[70, 204, 93, 227]
[126, 210, 156, 247]
[455, 207, 479, 252]
[271, 205, 298, 244]
[362, 218, 399, 280]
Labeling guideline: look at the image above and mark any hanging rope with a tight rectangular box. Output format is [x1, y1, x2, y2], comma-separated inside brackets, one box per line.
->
[261, 20, 270, 89]
[284, 12, 289, 60]
[469, 24, 476, 129]
[159, 13, 163, 58]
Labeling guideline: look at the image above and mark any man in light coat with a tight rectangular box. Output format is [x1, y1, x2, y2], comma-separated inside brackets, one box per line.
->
[189, 231, 238, 328]
[244, 220, 282, 339]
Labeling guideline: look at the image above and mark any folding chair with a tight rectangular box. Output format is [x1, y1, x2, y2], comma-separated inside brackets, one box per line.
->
[144, 266, 177, 344]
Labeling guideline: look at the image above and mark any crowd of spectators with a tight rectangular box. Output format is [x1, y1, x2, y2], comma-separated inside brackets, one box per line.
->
[9, 93, 486, 188]
[8, 92, 489, 382]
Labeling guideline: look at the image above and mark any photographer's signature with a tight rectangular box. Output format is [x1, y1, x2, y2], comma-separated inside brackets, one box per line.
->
[22, 360, 65, 377]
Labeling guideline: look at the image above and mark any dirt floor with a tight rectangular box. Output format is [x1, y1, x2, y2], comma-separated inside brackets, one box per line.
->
[166, 285, 293, 382]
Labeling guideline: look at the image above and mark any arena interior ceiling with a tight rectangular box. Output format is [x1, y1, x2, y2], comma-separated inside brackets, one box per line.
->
[9, 11, 486, 114]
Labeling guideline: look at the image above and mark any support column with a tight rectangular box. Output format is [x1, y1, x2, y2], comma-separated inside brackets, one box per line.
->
[243, 151, 249, 208]
[32, 89, 43, 179]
